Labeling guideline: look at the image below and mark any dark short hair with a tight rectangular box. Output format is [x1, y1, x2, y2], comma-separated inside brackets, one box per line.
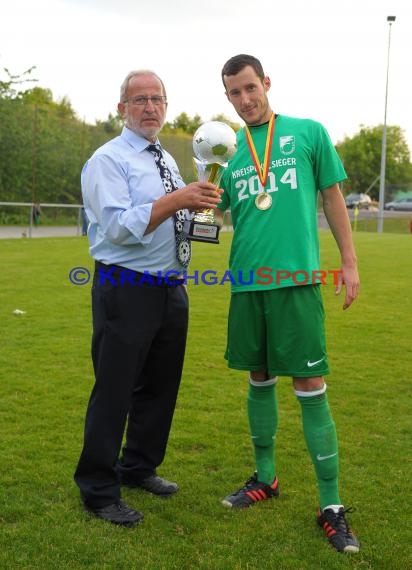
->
[221, 54, 265, 88]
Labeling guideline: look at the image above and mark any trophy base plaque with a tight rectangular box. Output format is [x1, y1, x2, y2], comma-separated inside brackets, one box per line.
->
[183, 219, 220, 244]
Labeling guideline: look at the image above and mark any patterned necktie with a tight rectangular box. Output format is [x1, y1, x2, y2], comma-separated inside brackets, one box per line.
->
[146, 144, 191, 268]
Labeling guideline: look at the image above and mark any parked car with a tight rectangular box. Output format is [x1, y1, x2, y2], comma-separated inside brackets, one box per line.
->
[345, 193, 372, 209]
[384, 197, 412, 211]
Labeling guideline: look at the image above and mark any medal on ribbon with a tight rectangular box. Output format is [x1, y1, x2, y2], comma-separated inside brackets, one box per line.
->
[245, 114, 275, 210]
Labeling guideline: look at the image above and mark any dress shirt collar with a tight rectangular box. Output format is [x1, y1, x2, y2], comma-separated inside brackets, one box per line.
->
[121, 126, 162, 154]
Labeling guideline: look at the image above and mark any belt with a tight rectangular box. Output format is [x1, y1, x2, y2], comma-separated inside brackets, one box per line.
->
[95, 261, 184, 287]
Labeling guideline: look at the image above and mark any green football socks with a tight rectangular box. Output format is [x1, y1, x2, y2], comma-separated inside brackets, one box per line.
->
[247, 378, 278, 485]
[297, 391, 341, 509]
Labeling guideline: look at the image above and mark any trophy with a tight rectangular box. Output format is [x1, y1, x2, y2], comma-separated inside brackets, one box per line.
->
[183, 121, 237, 244]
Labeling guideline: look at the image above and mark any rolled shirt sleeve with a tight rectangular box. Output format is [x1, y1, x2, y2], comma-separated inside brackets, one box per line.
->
[82, 127, 183, 273]
[83, 154, 154, 246]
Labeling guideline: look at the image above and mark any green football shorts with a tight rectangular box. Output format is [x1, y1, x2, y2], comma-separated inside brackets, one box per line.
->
[225, 284, 329, 378]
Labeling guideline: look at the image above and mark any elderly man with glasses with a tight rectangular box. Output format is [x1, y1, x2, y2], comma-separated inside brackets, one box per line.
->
[74, 69, 220, 527]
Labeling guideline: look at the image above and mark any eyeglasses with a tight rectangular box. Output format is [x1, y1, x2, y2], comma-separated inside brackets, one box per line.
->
[124, 96, 167, 106]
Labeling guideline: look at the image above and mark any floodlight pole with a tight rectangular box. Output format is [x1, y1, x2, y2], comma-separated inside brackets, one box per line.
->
[377, 15, 396, 234]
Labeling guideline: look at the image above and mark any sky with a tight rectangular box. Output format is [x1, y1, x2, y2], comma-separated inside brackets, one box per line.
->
[1, 0, 411, 150]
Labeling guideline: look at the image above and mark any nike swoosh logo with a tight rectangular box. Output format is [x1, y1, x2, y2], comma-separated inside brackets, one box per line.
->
[317, 452, 338, 461]
[307, 358, 324, 367]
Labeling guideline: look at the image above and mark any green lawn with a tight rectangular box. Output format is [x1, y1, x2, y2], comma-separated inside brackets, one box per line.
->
[0, 231, 411, 569]
[351, 215, 411, 234]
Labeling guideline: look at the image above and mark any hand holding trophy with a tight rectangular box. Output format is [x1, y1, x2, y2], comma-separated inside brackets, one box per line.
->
[183, 121, 237, 244]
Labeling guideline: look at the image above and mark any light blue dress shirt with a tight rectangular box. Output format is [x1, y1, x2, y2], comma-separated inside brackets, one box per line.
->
[82, 126, 186, 274]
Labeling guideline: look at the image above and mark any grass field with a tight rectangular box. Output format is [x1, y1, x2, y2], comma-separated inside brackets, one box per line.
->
[350, 215, 412, 234]
[0, 230, 411, 569]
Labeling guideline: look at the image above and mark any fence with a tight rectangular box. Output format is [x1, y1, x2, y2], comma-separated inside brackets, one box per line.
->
[0, 202, 84, 238]
[1, 202, 410, 239]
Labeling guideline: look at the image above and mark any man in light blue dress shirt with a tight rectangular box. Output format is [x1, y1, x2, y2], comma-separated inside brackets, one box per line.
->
[74, 69, 220, 527]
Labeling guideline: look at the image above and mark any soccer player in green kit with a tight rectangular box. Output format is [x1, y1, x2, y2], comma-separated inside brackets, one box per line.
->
[214, 54, 360, 553]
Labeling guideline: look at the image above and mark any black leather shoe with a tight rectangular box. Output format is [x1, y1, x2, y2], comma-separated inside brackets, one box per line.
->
[123, 474, 179, 497]
[85, 500, 144, 527]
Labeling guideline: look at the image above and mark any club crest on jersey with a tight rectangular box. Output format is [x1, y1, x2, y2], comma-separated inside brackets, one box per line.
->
[279, 136, 295, 155]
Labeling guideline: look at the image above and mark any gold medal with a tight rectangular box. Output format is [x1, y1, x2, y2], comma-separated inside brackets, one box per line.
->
[255, 192, 272, 210]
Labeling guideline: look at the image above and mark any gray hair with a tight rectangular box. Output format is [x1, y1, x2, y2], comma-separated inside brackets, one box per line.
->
[120, 70, 167, 102]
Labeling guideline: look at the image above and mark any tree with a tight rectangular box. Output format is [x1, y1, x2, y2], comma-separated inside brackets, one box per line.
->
[0, 66, 37, 99]
[336, 125, 412, 200]
[95, 112, 123, 134]
[0, 65, 245, 211]
[0, 86, 116, 206]
[168, 112, 203, 134]
[210, 113, 241, 132]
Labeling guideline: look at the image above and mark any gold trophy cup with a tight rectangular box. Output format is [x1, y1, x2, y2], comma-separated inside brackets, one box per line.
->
[183, 121, 237, 244]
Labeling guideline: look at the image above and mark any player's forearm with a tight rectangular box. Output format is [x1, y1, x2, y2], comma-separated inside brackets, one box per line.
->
[145, 192, 181, 234]
[321, 185, 357, 266]
[144, 182, 222, 235]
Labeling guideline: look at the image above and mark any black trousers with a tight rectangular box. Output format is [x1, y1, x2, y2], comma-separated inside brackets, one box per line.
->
[74, 264, 188, 508]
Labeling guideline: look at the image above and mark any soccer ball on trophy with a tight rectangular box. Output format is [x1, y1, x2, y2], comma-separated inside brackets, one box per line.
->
[192, 121, 237, 166]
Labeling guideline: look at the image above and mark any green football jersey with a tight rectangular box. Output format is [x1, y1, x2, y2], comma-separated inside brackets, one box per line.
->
[218, 115, 347, 292]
